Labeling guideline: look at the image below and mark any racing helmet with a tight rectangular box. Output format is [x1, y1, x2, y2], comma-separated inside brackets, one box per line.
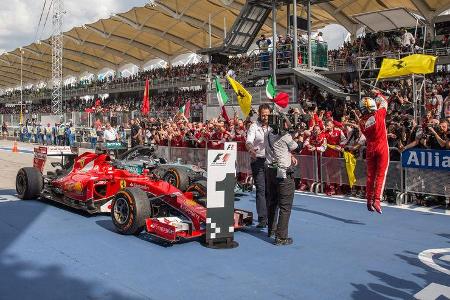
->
[359, 97, 377, 114]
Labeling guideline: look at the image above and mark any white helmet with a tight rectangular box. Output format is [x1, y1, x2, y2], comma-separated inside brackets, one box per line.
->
[359, 97, 377, 113]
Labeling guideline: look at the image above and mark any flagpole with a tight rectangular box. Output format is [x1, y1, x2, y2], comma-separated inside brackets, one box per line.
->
[272, 0, 277, 88]
[20, 48, 23, 125]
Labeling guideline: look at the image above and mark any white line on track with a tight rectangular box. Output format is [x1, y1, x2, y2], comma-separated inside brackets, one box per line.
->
[295, 191, 450, 216]
[0, 195, 20, 203]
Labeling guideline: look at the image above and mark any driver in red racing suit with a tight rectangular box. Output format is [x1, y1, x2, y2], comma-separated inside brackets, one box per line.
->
[358, 91, 389, 214]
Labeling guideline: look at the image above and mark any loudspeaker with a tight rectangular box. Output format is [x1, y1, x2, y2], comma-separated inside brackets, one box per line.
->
[289, 16, 308, 31]
[211, 53, 229, 65]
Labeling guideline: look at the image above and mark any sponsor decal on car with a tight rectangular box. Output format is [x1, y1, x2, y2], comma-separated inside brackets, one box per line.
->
[64, 182, 84, 194]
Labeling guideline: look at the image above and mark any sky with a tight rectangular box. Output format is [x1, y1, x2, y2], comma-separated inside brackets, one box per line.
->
[0, 0, 347, 64]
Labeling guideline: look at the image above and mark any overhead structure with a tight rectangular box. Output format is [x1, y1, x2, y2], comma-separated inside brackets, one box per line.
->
[353, 8, 426, 32]
[51, 0, 64, 115]
[0, 0, 449, 88]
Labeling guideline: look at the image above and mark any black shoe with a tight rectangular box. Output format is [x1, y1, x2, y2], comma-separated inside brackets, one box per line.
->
[274, 237, 293, 246]
[256, 220, 267, 228]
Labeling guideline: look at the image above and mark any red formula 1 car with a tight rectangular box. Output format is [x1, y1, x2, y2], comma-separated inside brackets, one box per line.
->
[16, 146, 252, 243]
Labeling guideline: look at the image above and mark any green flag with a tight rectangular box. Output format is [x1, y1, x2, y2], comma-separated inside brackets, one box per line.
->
[266, 76, 277, 100]
[214, 77, 230, 122]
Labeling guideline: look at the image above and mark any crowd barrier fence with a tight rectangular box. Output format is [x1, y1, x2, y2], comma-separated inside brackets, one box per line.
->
[2, 132, 447, 203]
[154, 144, 448, 204]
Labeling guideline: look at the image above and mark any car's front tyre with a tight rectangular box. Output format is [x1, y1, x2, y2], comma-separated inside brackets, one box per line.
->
[111, 188, 151, 235]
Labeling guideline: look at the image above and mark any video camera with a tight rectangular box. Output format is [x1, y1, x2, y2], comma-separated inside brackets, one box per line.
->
[268, 113, 303, 135]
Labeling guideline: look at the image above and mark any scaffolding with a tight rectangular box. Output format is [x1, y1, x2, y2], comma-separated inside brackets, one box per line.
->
[358, 56, 425, 122]
[51, 0, 63, 115]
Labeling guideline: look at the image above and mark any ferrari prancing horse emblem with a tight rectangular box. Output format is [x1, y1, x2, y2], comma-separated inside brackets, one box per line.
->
[120, 180, 126, 189]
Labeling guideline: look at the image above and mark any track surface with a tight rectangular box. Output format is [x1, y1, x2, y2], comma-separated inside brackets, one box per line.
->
[0, 141, 449, 299]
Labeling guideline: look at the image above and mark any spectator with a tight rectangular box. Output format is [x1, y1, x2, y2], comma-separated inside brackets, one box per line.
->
[401, 29, 416, 52]
[90, 125, 97, 149]
[256, 34, 271, 70]
[103, 122, 119, 142]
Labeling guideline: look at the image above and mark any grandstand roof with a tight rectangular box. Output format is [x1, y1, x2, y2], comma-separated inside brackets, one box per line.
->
[0, 0, 449, 88]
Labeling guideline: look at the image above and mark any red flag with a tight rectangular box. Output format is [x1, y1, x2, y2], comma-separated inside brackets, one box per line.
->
[220, 106, 230, 123]
[141, 79, 150, 116]
[274, 92, 289, 108]
[184, 100, 191, 119]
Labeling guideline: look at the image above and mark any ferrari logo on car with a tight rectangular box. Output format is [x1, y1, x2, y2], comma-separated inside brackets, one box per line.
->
[78, 157, 86, 168]
[120, 180, 127, 189]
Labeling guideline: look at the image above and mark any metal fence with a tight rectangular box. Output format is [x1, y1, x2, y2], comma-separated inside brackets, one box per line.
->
[151, 144, 448, 203]
[405, 168, 450, 197]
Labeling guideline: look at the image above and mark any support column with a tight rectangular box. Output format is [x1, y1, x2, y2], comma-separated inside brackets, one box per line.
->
[209, 14, 212, 49]
[286, 3, 291, 36]
[293, 0, 298, 68]
[412, 74, 417, 122]
[307, 0, 312, 69]
[272, 0, 277, 86]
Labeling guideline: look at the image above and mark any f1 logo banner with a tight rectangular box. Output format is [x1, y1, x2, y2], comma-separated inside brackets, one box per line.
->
[206, 149, 236, 243]
[224, 142, 237, 175]
[401, 149, 450, 171]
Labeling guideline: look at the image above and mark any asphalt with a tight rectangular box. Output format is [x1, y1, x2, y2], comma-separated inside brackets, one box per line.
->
[0, 140, 449, 300]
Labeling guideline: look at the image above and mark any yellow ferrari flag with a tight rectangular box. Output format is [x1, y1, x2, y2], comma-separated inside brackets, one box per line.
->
[377, 54, 437, 80]
[227, 76, 252, 117]
[343, 151, 357, 188]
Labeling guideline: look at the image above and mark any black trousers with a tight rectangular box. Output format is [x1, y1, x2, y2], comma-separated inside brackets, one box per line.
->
[250, 158, 267, 221]
[266, 167, 295, 239]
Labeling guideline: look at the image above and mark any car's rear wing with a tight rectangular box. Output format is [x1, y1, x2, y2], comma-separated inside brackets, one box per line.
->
[33, 146, 79, 172]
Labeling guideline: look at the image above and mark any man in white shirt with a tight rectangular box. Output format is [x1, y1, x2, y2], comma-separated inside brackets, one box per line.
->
[103, 122, 119, 142]
[316, 32, 324, 43]
[246, 104, 272, 228]
[401, 29, 415, 52]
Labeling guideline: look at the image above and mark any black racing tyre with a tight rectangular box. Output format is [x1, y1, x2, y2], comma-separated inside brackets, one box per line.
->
[16, 167, 43, 200]
[111, 187, 152, 235]
[186, 180, 207, 198]
[163, 168, 190, 191]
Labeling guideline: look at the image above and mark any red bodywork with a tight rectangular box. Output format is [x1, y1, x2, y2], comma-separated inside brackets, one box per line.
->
[35, 149, 252, 242]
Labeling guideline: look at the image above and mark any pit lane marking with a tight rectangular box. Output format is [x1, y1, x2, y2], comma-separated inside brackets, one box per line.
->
[418, 248, 450, 276]
[295, 192, 450, 216]
[0, 195, 20, 203]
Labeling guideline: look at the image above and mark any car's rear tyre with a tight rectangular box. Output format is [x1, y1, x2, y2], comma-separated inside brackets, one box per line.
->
[111, 188, 151, 235]
[163, 168, 189, 191]
[16, 167, 43, 200]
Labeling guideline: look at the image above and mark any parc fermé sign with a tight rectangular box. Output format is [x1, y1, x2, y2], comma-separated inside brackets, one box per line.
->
[401, 149, 450, 171]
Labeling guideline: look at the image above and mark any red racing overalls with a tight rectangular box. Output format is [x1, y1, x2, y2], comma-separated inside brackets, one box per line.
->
[359, 96, 389, 213]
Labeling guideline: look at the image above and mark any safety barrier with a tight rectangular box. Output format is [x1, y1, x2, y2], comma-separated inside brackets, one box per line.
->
[152, 144, 448, 205]
[249, 42, 329, 72]
[404, 168, 450, 198]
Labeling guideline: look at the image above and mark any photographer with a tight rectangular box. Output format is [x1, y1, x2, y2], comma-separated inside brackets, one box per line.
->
[246, 104, 271, 228]
[130, 118, 142, 148]
[404, 119, 449, 150]
[265, 114, 299, 246]
[427, 119, 449, 150]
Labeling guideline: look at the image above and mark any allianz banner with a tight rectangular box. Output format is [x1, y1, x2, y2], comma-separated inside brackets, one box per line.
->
[402, 149, 450, 171]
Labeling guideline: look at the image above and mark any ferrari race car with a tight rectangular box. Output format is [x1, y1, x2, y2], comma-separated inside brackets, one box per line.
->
[16, 146, 252, 243]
